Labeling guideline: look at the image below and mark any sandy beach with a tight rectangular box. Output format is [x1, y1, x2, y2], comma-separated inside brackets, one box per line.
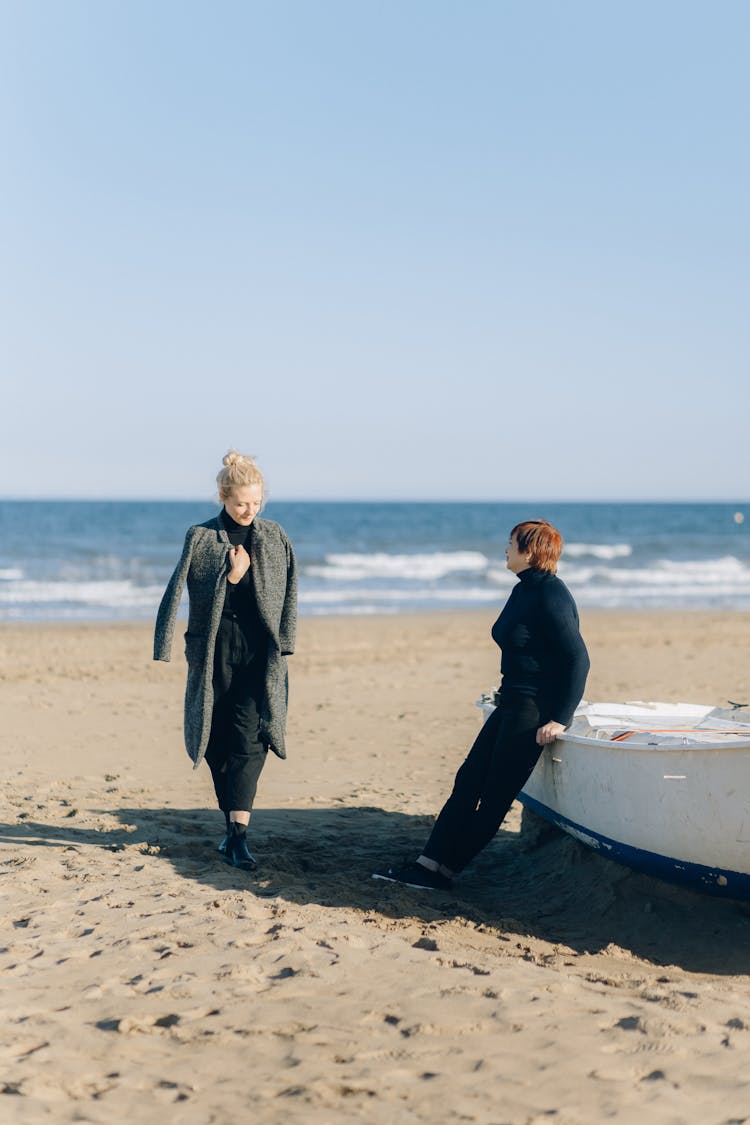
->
[2, 609, 750, 1123]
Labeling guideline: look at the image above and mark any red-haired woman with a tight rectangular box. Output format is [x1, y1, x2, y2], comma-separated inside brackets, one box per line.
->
[374, 520, 589, 891]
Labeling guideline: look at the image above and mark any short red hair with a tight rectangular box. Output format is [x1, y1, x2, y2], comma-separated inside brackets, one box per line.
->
[510, 520, 563, 574]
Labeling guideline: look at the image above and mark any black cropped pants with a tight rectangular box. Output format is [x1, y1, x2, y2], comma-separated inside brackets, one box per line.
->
[422, 693, 542, 873]
[204, 616, 268, 814]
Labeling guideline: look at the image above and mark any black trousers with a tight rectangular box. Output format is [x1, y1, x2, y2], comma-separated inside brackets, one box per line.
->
[422, 694, 542, 873]
[204, 616, 268, 814]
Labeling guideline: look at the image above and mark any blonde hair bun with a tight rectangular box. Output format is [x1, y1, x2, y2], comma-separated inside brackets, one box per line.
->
[216, 449, 265, 500]
[222, 449, 253, 468]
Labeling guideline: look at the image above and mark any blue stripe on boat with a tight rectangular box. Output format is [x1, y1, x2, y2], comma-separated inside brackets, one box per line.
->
[519, 791, 750, 901]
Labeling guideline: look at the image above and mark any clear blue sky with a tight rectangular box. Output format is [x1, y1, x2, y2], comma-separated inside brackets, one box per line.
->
[2, 0, 748, 501]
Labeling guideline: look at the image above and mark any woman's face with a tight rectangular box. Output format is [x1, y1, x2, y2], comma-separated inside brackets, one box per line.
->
[224, 484, 263, 526]
[505, 533, 530, 575]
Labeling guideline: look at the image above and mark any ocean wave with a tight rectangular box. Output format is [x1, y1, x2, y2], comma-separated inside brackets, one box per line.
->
[485, 567, 524, 589]
[0, 579, 166, 609]
[563, 543, 632, 560]
[572, 584, 750, 608]
[304, 604, 400, 616]
[2, 552, 749, 620]
[560, 555, 750, 589]
[305, 551, 489, 582]
[299, 585, 501, 604]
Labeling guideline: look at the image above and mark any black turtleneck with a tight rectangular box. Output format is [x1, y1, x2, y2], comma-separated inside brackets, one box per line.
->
[490, 567, 589, 727]
[220, 509, 264, 639]
[222, 508, 252, 549]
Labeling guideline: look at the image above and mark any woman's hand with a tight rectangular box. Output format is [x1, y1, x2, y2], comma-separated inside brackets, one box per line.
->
[227, 544, 251, 584]
[536, 720, 565, 747]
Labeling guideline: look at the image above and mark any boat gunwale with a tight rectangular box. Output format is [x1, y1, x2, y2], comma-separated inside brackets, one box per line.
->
[557, 732, 750, 752]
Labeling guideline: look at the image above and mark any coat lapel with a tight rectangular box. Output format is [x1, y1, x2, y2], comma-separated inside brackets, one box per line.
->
[211, 514, 231, 547]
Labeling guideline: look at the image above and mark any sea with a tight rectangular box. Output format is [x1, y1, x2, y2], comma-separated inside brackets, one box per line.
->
[0, 500, 748, 622]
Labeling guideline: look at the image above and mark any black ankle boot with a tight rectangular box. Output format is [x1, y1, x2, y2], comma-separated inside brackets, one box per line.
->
[224, 823, 257, 871]
[217, 811, 230, 854]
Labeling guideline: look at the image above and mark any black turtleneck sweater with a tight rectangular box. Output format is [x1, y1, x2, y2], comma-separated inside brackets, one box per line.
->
[490, 567, 589, 727]
[221, 509, 264, 639]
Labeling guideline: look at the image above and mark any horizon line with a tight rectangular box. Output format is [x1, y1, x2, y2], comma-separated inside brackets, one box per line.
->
[1, 496, 748, 506]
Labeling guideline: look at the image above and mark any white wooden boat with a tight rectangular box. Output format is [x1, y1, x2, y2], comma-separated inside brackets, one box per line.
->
[477, 697, 750, 899]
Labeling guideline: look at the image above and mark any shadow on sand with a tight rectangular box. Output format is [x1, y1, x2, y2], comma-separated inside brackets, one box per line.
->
[3, 804, 750, 976]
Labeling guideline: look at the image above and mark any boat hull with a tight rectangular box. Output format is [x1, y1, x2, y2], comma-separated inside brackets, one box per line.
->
[520, 791, 750, 900]
[480, 700, 750, 899]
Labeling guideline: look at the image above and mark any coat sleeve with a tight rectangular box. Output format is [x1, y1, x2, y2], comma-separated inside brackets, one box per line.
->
[278, 531, 298, 656]
[153, 528, 196, 662]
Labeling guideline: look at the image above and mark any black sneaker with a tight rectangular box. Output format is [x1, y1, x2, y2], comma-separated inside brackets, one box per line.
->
[372, 861, 451, 891]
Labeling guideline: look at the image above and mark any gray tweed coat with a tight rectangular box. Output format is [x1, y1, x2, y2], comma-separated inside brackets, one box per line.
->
[153, 515, 297, 767]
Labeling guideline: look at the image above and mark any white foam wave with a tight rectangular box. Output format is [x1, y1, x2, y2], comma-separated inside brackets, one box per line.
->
[563, 543, 632, 560]
[560, 554, 750, 607]
[560, 555, 750, 589]
[0, 579, 166, 609]
[2, 551, 749, 619]
[299, 586, 501, 605]
[485, 566, 519, 587]
[306, 551, 489, 582]
[305, 605, 399, 616]
[572, 583, 750, 607]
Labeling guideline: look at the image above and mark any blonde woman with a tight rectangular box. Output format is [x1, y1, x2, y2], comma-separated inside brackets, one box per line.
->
[154, 451, 297, 870]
